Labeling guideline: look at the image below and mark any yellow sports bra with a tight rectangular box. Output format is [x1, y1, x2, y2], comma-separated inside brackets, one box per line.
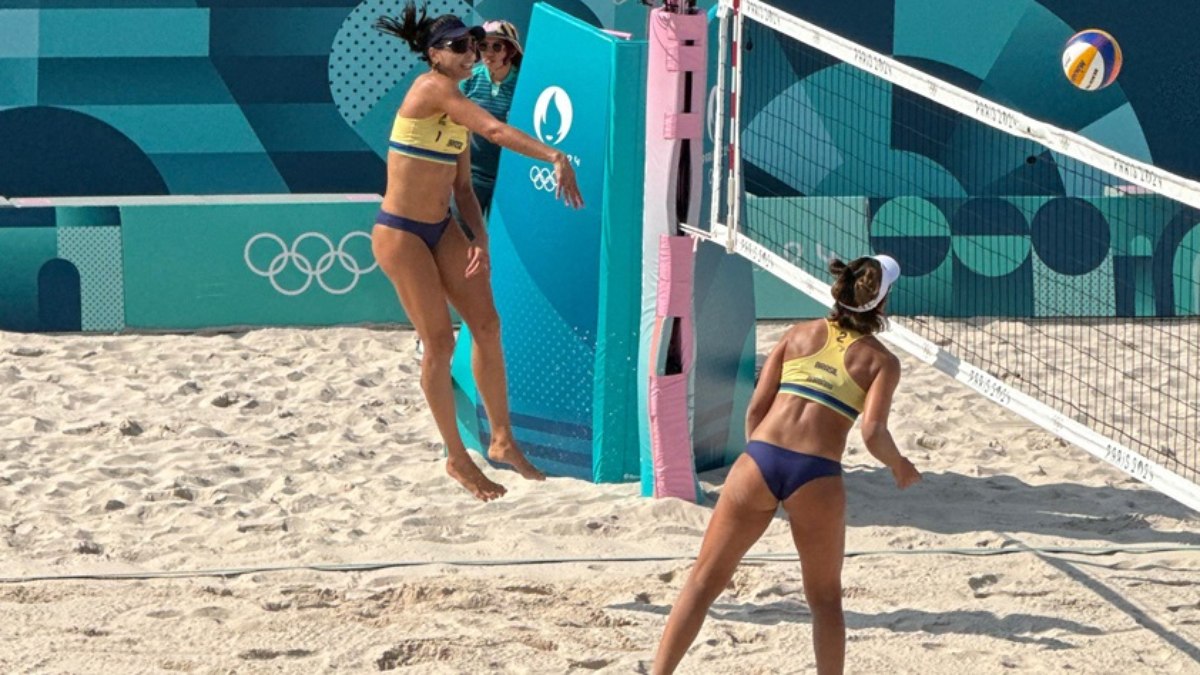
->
[389, 112, 468, 166]
[779, 319, 868, 421]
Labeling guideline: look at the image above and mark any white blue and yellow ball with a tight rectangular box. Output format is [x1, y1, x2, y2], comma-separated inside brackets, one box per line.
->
[1062, 29, 1123, 91]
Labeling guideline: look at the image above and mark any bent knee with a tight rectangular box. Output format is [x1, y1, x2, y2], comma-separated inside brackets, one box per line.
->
[467, 312, 501, 343]
[804, 585, 843, 613]
[421, 331, 456, 364]
[688, 563, 736, 599]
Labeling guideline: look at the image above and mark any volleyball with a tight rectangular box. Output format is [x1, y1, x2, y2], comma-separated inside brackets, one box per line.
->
[1062, 29, 1123, 91]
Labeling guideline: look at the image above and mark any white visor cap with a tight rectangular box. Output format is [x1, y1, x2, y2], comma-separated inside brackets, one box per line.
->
[837, 254, 900, 313]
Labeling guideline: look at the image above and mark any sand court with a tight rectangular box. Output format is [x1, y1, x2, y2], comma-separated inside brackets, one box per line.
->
[1, 324, 1197, 673]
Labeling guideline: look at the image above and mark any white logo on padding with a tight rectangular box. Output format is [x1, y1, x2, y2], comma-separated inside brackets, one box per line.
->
[244, 231, 377, 296]
[533, 86, 573, 145]
[529, 166, 557, 192]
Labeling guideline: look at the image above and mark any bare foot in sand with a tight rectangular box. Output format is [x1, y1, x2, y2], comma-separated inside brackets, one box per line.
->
[446, 454, 507, 501]
[488, 437, 546, 481]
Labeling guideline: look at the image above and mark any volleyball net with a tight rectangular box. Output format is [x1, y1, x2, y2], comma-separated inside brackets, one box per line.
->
[703, 0, 1200, 511]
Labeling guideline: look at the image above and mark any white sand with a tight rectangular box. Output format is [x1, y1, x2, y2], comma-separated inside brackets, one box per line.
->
[1, 323, 1197, 674]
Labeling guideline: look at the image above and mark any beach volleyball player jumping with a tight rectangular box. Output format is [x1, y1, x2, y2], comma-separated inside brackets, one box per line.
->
[371, 2, 583, 501]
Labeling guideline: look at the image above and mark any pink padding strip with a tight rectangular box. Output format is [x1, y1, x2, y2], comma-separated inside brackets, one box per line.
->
[656, 235, 695, 318]
[655, 10, 707, 42]
[665, 45, 705, 72]
[649, 373, 694, 499]
[663, 113, 703, 140]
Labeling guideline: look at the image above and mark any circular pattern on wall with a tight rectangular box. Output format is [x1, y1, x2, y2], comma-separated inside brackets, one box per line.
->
[0, 107, 167, 197]
[1031, 197, 1111, 275]
[950, 198, 1030, 277]
[869, 197, 951, 277]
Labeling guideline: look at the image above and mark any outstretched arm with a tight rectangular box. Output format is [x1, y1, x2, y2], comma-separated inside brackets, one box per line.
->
[859, 354, 920, 489]
[435, 79, 582, 208]
[440, 81, 561, 162]
[745, 337, 786, 439]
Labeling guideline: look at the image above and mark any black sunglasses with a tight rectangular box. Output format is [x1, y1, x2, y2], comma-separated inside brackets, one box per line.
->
[481, 41, 507, 53]
[438, 36, 477, 54]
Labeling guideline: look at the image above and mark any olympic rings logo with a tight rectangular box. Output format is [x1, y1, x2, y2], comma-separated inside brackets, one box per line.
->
[529, 166, 557, 193]
[244, 231, 378, 296]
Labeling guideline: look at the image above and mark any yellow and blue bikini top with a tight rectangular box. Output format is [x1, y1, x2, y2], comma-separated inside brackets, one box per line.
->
[779, 319, 868, 421]
[389, 112, 468, 166]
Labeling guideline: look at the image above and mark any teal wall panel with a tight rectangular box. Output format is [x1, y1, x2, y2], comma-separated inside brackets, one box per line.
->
[210, 8, 350, 56]
[0, 10, 38, 58]
[73, 105, 267, 154]
[38, 59, 233, 106]
[120, 200, 396, 330]
[0, 225, 61, 332]
[148, 154, 290, 194]
[39, 9, 210, 58]
[0, 59, 37, 106]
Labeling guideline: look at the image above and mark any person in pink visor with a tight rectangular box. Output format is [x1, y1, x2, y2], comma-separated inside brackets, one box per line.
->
[459, 19, 524, 215]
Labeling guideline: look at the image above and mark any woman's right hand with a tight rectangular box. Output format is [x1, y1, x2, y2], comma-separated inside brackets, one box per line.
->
[553, 154, 584, 209]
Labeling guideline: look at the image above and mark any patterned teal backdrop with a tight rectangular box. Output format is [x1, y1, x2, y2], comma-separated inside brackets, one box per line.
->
[741, 0, 1200, 318]
[770, 0, 1199, 180]
[0, 1, 1193, 193]
[2, 1, 1198, 326]
[0, 1, 384, 196]
[0, 0, 673, 199]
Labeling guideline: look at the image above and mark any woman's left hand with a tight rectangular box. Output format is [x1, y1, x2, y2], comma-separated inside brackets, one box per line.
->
[890, 457, 922, 490]
[465, 241, 490, 278]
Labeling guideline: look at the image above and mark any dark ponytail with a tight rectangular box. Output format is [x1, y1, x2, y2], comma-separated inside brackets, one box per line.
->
[375, 2, 435, 62]
[828, 257, 887, 335]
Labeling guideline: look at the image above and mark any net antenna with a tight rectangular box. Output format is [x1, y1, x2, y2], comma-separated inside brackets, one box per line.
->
[707, 0, 1200, 512]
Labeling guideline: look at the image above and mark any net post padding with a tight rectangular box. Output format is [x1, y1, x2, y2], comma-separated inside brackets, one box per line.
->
[640, 7, 709, 501]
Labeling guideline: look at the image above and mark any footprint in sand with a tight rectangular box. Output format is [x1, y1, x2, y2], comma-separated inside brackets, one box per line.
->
[238, 648, 315, 661]
[191, 606, 232, 622]
[376, 640, 457, 670]
[8, 346, 45, 357]
[145, 609, 183, 620]
[63, 421, 109, 436]
[569, 658, 613, 670]
[186, 426, 226, 439]
[211, 392, 247, 408]
[968, 573, 1000, 597]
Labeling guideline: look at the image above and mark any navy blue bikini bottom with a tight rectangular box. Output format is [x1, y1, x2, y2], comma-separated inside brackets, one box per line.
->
[376, 209, 452, 251]
[744, 440, 843, 501]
